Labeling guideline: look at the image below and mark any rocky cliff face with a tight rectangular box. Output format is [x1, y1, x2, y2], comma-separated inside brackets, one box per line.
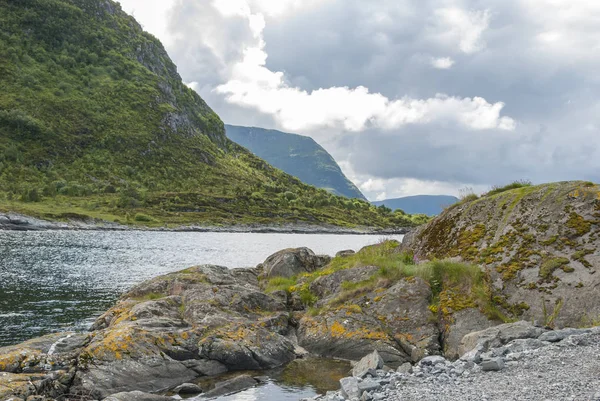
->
[403, 181, 600, 328]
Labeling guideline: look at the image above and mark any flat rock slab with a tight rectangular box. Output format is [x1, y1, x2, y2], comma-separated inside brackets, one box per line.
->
[538, 328, 591, 342]
[202, 374, 257, 398]
[102, 391, 173, 401]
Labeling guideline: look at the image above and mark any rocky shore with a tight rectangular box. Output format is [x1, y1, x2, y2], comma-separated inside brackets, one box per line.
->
[308, 323, 600, 401]
[0, 212, 408, 235]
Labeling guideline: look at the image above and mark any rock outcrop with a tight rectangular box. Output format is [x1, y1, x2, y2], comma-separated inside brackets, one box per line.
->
[259, 248, 331, 279]
[403, 181, 600, 328]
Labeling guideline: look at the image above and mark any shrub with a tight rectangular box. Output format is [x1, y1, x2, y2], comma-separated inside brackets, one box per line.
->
[134, 213, 156, 222]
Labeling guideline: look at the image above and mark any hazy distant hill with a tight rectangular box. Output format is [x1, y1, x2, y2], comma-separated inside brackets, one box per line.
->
[226, 125, 366, 200]
[373, 195, 458, 216]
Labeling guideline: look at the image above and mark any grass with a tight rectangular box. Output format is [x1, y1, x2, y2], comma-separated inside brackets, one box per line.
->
[265, 240, 512, 322]
[0, 0, 423, 230]
[485, 180, 532, 197]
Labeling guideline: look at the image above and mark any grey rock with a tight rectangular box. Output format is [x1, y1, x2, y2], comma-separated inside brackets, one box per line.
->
[202, 374, 257, 398]
[173, 383, 202, 395]
[102, 391, 173, 401]
[419, 355, 447, 366]
[358, 380, 381, 394]
[396, 362, 412, 374]
[481, 358, 505, 372]
[181, 359, 227, 376]
[538, 328, 591, 342]
[336, 250, 356, 258]
[340, 377, 361, 399]
[260, 248, 331, 279]
[352, 351, 385, 378]
[459, 321, 546, 357]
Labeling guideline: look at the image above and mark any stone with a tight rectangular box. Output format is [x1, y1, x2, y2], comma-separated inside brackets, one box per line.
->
[180, 359, 227, 376]
[260, 248, 331, 279]
[419, 355, 447, 366]
[102, 391, 173, 401]
[358, 380, 381, 394]
[396, 362, 412, 374]
[339, 377, 360, 399]
[459, 321, 546, 358]
[480, 358, 505, 372]
[173, 383, 202, 395]
[352, 351, 385, 378]
[336, 250, 356, 258]
[538, 328, 591, 342]
[443, 308, 498, 360]
[202, 374, 258, 398]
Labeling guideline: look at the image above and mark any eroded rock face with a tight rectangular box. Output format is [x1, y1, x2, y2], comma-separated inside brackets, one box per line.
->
[403, 181, 600, 328]
[259, 248, 331, 279]
[298, 269, 439, 366]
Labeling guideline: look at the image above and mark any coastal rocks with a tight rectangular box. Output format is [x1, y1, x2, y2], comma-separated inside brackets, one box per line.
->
[102, 391, 173, 401]
[259, 248, 331, 279]
[336, 250, 356, 258]
[71, 264, 297, 398]
[298, 273, 439, 365]
[443, 308, 498, 360]
[201, 374, 258, 398]
[173, 382, 202, 394]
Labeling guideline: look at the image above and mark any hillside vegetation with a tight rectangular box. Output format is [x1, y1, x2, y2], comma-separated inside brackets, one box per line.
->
[373, 195, 459, 216]
[0, 0, 418, 229]
[226, 125, 366, 200]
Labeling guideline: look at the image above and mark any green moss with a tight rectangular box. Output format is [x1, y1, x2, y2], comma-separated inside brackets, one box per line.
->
[539, 257, 570, 280]
[541, 235, 558, 246]
[566, 212, 591, 236]
[572, 249, 594, 268]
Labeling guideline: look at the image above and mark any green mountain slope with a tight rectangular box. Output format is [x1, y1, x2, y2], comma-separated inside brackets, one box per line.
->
[226, 125, 366, 200]
[372, 195, 459, 216]
[0, 0, 415, 228]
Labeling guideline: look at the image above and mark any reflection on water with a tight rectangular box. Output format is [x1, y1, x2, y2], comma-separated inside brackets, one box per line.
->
[174, 358, 351, 401]
[0, 230, 402, 346]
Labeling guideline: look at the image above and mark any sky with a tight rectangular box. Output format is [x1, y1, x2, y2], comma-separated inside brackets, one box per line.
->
[118, 0, 600, 201]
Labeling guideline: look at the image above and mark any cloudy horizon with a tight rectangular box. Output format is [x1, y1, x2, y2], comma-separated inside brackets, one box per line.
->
[118, 0, 600, 201]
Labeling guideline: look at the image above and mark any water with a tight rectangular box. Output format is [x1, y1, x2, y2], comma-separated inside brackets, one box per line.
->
[0, 230, 402, 346]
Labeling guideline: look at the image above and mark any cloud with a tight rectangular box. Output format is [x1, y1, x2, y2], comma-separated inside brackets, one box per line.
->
[121, 0, 600, 200]
[431, 57, 455, 69]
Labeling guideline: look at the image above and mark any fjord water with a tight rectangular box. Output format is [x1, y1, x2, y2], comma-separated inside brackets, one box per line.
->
[0, 230, 402, 346]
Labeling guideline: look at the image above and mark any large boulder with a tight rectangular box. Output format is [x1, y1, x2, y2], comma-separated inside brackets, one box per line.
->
[0, 265, 297, 400]
[402, 181, 600, 328]
[443, 308, 498, 360]
[259, 248, 331, 279]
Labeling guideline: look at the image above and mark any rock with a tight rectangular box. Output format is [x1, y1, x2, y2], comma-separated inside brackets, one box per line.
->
[260, 248, 331, 279]
[299, 272, 439, 365]
[180, 359, 227, 376]
[339, 377, 360, 399]
[102, 391, 173, 401]
[480, 357, 505, 371]
[336, 250, 356, 258]
[173, 383, 202, 395]
[202, 374, 258, 398]
[538, 328, 591, 342]
[402, 181, 600, 328]
[419, 355, 447, 366]
[396, 362, 412, 374]
[352, 351, 384, 378]
[459, 321, 546, 357]
[443, 308, 498, 360]
[357, 380, 381, 394]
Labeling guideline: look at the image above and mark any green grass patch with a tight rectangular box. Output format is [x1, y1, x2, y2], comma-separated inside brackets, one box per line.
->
[485, 180, 532, 197]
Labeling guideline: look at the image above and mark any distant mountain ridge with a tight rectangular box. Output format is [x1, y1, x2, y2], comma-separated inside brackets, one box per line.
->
[373, 195, 458, 216]
[226, 125, 366, 200]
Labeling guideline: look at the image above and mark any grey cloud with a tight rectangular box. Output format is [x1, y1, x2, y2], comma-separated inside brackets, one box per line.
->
[162, 0, 600, 193]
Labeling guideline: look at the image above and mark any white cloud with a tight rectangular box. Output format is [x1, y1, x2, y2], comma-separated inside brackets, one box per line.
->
[214, 4, 514, 133]
[431, 57, 455, 69]
[432, 7, 491, 54]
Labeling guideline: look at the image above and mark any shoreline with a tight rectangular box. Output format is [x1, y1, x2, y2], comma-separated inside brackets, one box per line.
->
[0, 212, 410, 235]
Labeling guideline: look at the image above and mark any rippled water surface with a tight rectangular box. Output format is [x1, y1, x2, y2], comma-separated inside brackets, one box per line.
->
[0, 230, 402, 346]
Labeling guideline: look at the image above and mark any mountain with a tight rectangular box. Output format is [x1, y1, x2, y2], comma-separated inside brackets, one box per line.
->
[226, 125, 366, 200]
[372, 195, 458, 216]
[0, 0, 416, 229]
